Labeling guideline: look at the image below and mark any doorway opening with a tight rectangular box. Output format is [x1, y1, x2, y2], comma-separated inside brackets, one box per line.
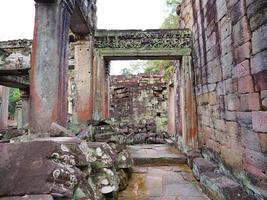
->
[108, 59, 178, 144]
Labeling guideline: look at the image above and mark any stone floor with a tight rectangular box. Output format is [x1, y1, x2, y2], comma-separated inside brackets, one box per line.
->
[119, 144, 210, 200]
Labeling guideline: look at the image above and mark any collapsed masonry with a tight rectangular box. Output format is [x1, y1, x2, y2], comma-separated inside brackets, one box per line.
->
[0, 0, 266, 199]
[110, 73, 169, 144]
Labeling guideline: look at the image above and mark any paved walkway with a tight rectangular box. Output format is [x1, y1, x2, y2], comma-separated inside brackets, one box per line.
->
[119, 144, 210, 200]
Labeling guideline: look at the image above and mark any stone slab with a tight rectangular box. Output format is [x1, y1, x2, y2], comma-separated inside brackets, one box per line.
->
[127, 144, 187, 166]
[119, 166, 209, 200]
[200, 172, 247, 200]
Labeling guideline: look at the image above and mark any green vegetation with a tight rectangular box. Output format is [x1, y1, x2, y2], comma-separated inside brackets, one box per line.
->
[119, 0, 182, 82]
[120, 60, 146, 75]
[143, 0, 181, 81]
[8, 88, 21, 116]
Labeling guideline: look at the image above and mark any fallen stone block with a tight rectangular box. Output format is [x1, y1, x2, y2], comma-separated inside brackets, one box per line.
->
[94, 132, 115, 142]
[186, 151, 202, 169]
[193, 158, 217, 180]
[0, 195, 53, 200]
[49, 122, 73, 137]
[0, 141, 83, 198]
[200, 172, 247, 200]
[87, 142, 117, 169]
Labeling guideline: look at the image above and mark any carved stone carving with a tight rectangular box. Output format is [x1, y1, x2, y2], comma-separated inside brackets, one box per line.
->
[94, 29, 192, 49]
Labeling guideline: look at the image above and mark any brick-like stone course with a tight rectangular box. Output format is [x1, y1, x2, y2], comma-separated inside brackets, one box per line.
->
[110, 73, 167, 133]
[180, 0, 267, 198]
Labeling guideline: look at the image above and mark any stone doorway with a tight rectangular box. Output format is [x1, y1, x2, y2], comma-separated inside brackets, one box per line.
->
[92, 29, 197, 152]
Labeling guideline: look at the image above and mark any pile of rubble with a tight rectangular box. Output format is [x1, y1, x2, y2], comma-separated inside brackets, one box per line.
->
[0, 121, 133, 200]
[114, 120, 169, 144]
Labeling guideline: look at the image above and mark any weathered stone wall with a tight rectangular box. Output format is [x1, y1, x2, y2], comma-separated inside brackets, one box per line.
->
[180, 0, 267, 198]
[110, 73, 168, 133]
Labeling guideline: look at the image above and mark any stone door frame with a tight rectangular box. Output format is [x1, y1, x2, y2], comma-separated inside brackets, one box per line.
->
[92, 29, 197, 152]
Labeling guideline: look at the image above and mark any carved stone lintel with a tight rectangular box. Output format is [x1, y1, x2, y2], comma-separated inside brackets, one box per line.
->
[94, 29, 192, 49]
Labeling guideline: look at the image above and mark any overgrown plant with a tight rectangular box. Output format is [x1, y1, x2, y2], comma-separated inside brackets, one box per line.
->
[8, 88, 21, 117]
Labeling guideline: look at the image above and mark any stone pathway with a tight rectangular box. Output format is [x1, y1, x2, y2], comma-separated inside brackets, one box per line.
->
[119, 144, 210, 200]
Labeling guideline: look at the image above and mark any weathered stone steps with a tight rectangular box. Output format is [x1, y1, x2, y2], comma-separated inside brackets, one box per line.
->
[192, 158, 249, 200]
[127, 144, 187, 166]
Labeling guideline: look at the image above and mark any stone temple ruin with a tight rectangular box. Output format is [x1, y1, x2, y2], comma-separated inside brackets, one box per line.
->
[0, 0, 266, 200]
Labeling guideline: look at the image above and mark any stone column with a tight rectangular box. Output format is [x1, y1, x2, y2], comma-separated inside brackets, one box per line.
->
[73, 37, 93, 124]
[19, 90, 30, 129]
[30, 0, 74, 132]
[168, 84, 176, 136]
[92, 53, 106, 120]
[179, 56, 198, 152]
[0, 86, 10, 129]
[16, 100, 23, 129]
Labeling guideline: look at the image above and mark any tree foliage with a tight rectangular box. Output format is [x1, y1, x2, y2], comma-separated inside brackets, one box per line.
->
[120, 60, 146, 75]
[143, 0, 181, 81]
[8, 88, 21, 115]
[121, 68, 132, 75]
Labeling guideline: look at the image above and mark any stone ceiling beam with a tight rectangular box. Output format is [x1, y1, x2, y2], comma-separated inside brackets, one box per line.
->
[0, 75, 29, 90]
[70, 0, 96, 35]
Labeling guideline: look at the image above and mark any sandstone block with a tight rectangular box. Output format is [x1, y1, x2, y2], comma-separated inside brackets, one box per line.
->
[244, 148, 267, 179]
[221, 53, 234, 80]
[49, 122, 73, 137]
[224, 111, 237, 121]
[252, 111, 267, 132]
[238, 75, 254, 94]
[227, 94, 240, 111]
[259, 133, 267, 153]
[225, 0, 239, 9]
[234, 42, 251, 64]
[239, 93, 261, 111]
[192, 158, 217, 180]
[200, 172, 247, 200]
[225, 78, 238, 94]
[186, 151, 201, 169]
[241, 126, 261, 152]
[0, 141, 82, 197]
[231, 0, 246, 25]
[233, 17, 251, 48]
[234, 59, 250, 78]
[221, 36, 232, 56]
[252, 23, 267, 55]
[226, 122, 238, 136]
[251, 49, 267, 74]
[219, 18, 232, 41]
[254, 70, 267, 91]
[216, 0, 227, 20]
[214, 119, 226, 132]
[247, 0, 267, 31]
[237, 112, 252, 125]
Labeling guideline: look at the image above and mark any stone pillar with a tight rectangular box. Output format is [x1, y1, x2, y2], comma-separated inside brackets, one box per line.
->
[20, 90, 30, 129]
[179, 56, 198, 152]
[30, 0, 74, 132]
[73, 37, 93, 124]
[16, 100, 23, 129]
[0, 86, 9, 129]
[168, 84, 176, 136]
[92, 53, 106, 120]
